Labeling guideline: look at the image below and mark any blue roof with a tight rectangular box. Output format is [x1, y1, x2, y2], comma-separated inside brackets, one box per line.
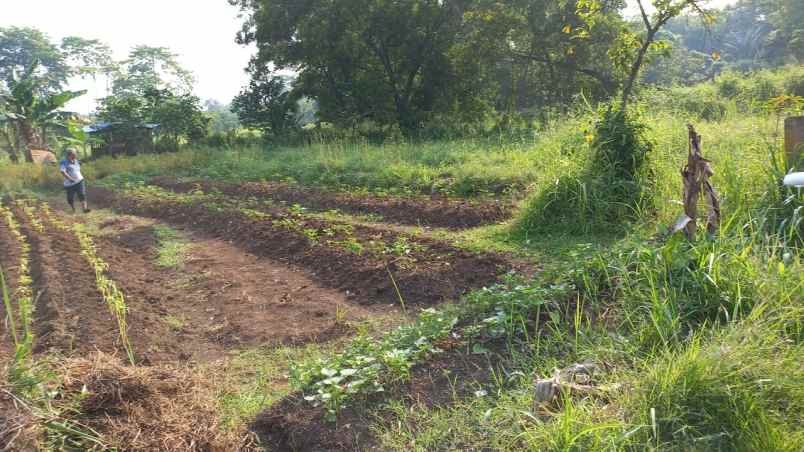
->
[83, 122, 160, 133]
[82, 122, 112, 133]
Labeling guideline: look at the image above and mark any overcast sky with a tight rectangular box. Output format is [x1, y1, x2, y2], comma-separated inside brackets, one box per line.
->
[4, 0, 736, 114]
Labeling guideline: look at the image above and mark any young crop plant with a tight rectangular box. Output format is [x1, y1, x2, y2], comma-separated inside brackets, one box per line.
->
[39, 202, 136, 364]
[73, 224, 135, 364]
[291, 271, 576, 423]
[14, 198, 45, 233]
[0, 203, 36, 363]
[292, 307, 459, 422]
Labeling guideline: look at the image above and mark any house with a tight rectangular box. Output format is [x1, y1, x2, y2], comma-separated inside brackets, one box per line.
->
[83, 122, 160, 158]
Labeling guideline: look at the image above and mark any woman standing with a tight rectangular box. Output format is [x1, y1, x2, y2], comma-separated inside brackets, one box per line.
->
[59, 148, 91, 213]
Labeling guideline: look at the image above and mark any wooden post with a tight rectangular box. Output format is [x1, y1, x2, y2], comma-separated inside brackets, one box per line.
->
[785, 116, 804, 170]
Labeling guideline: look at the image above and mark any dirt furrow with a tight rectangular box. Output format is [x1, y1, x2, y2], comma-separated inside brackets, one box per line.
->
[0, 207, 22, 360]
[11, 204, 119, 356]
[151, 177, 512, 229]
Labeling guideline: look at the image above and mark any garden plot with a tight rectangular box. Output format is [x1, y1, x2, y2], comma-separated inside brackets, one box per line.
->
[1, 196, 394, 449]
[150, 177, 513, 229]
[84, 214, 374, 362]
[90, 185, 516, 309]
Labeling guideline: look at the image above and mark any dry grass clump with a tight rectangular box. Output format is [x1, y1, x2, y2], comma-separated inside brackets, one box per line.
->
[0, 383, 39, 451]
[57, 353, 258, 451]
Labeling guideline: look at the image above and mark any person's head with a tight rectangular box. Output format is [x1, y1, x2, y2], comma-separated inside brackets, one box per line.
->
[66, 148, 77, 161]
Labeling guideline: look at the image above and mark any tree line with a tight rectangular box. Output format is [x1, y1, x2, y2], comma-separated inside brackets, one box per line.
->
[2, 0, 800, 162]
[228, 0, 801, 137]
[0, 28, 219, 162]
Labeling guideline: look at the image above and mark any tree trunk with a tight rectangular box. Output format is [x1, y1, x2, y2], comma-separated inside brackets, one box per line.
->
[17, 121, 38, 163]
[0, 127, 20, 163]
[621, 29, 656, 111]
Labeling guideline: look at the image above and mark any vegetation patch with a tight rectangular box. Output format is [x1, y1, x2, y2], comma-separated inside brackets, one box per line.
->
[153, 224, 190, 268]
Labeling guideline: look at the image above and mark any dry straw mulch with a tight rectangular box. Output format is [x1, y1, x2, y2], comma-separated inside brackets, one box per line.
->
[3, 353, 259, 451]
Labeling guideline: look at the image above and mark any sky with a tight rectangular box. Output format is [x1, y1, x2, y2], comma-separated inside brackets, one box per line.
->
[3, 0, 737, 114]
[2, 0, 255, 113]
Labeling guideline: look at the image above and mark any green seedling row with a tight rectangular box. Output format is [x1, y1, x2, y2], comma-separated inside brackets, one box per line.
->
[0, 202, 36, 363]
[124, 184, 429, 262]
[39, 203, 136, 365]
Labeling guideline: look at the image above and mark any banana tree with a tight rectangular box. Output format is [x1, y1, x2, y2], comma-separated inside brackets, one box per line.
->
[0, 62, 85, 162]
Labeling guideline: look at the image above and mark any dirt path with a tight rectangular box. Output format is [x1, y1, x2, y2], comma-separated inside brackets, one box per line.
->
[151, 177, 513, 229]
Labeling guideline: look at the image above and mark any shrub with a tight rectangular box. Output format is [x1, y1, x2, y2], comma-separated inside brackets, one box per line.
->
[517, 106, 655, 234]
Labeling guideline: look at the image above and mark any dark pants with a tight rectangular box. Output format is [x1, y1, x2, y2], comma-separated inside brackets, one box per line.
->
[65, 180, 86, 207]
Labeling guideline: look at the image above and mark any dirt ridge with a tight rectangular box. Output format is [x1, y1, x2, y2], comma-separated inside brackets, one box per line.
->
[151, 177, 512, 229]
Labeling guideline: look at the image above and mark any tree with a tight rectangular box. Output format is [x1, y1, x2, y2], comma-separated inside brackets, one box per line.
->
[0, 62, 84, 162]
[0, 27, 69, 92]
[470, 0, 624, 114]
[231, 69, 298, 137]
[95, 87, 209, 151]
[230, 0, 496, 135]
[578, 0, 712, 109]
[204, 99, 240, 134]
[60, 36, 116, 80]
[112, 46, 195, 97]
[145, 88, 210, 147]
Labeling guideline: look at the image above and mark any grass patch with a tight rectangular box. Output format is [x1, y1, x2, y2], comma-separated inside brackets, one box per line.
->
[215, 344, 338, 430]
[162, 315, 186, 331]
[153, 225, 190, 268]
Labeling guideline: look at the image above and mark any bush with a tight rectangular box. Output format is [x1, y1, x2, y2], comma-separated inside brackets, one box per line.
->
[517, 107, 655, 234]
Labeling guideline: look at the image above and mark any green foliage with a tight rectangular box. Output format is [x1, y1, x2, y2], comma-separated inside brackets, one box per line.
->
[230, 70, 298, 138]
[204, 99, 240, 135]
[0, 26, 69, 91]
[231, 0, 498, 135]
[59, 36, 115, 80]
[96, 87, 209, 151]
[0, 61, 85, 161]
[518, 106, 655, 234]
[292, 307, 459, 421]
[112, 45, 194, 96]
[153, 225, 190, 268]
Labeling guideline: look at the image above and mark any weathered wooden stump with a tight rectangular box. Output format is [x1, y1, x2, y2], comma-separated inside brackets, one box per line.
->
[785, 116, 804, 170]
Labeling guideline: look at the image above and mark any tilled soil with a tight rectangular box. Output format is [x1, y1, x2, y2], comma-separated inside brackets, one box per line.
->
[11, 204, 121, 357]
[91, 187, 512, 309]
[90, 217, 371, 363]
[0, 207, 22, 360]
[151, 177, 513, 229]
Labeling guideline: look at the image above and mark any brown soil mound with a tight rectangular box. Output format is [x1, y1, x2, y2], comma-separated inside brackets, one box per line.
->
[0, 208, 22, 357]
[252, 345, 500, 451]
[91, 187, 510, 309]
[151, 177, 512, 229]
[58, 352, 258, 451]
